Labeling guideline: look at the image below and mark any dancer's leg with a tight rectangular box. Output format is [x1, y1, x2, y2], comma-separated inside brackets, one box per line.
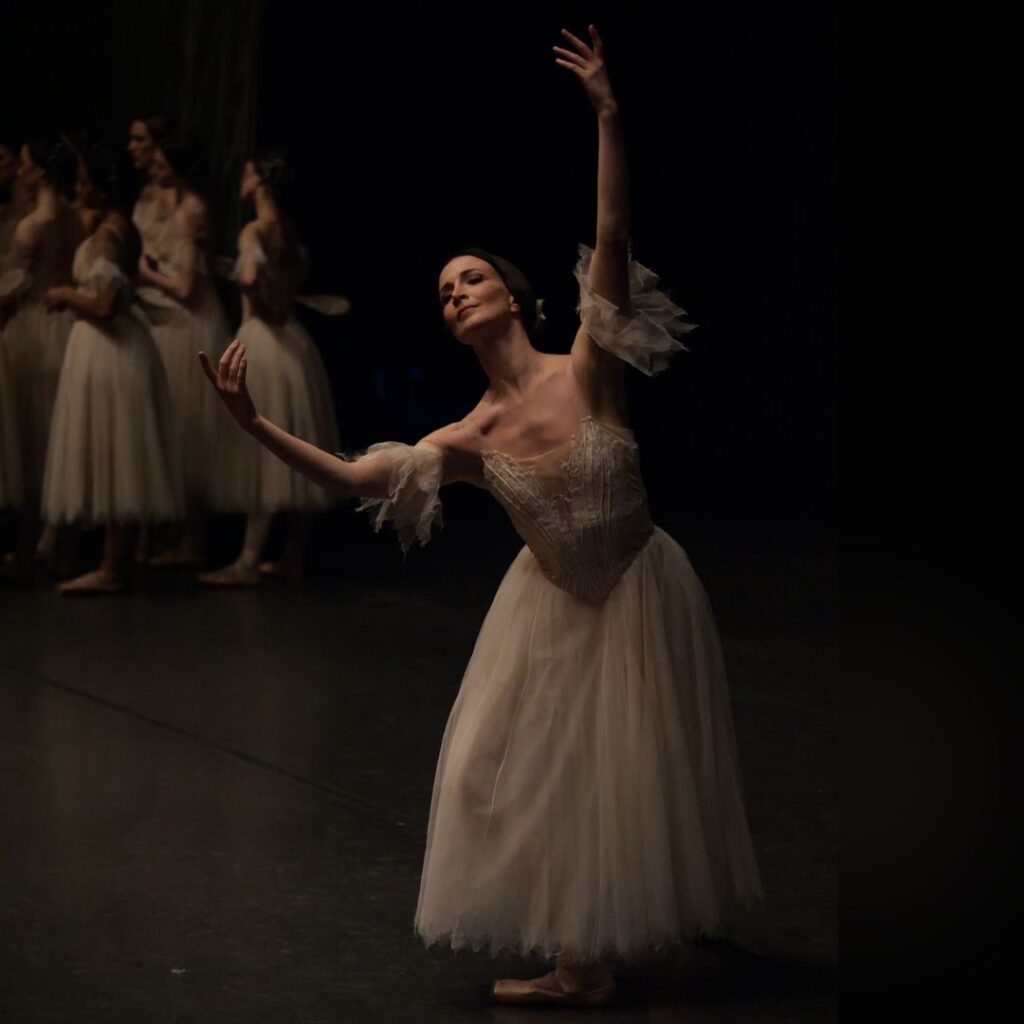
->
[57, 521, 134, 594]
[197, 512, 271, 586]
[261, 511, 309, 579]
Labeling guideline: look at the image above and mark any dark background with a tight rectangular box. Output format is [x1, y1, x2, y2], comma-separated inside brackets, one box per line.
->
[3, 0, 837, 502]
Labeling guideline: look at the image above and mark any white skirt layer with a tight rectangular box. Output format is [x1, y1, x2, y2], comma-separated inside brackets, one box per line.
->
[142, 281, 229, 497]
[0, 342, 22, 507]
[415, 528, 763, 958]
[41, 314, 182, 525]
[209, 316, 339, 512]
[1, 302, 74, 498]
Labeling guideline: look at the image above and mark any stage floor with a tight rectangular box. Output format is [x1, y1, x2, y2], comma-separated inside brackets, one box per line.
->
[0, 486, 837, 1022]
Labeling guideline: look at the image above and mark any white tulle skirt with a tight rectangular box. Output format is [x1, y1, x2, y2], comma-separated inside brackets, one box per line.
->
[209, 315, 339, 513]
[141, 281, 230, 498]
[415, 528, 763, 958]
[0, 341, 22, 507]
[41, 313, 182, 525]
[1, 302, 74, 499]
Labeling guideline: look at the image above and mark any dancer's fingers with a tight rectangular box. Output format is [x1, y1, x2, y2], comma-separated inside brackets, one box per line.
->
[227, 342, 244, 385]
[560, 27, 593, 58]
[238, 356, 247, 389]
[555, 58, 584, 76]
[198, 351, 219, 386]
[589, 24, 605, 56]
[553, 46, 587, 66]
[219, 339, 238, 377]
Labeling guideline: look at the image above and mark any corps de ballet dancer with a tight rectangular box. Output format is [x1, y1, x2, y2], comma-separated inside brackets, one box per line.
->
[199, 150, 340, 586]
[39, 143, 180, 594]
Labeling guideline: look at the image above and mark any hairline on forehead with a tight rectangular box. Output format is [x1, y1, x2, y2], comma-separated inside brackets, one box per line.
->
[438, 255, 501, 293]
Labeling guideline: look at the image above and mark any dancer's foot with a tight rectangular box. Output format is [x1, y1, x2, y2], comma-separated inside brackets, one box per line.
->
[197, 562, 261, 587]
[259, 559, 304, 581]
[57, 568, 124, 596]
[148, 546, 203, 569]
[491, 965, 615, 1007]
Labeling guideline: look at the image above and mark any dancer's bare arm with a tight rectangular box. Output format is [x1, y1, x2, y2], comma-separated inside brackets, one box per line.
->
[555, 25, 633, 413]
[43, 225, 120, 320]
[137, 194, 206, 300]
[200, 339, 408, 500]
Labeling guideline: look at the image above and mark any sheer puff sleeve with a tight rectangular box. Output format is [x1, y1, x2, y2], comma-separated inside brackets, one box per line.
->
[347, 441, 444, 553]
[574, 243, 696, 377]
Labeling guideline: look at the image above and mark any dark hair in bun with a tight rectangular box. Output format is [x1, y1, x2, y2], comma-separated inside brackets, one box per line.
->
[26, 137, 78, 201]
[250, 149, 298, 212]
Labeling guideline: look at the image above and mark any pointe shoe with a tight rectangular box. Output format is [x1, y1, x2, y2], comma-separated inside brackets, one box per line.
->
[491, 970, 615, 1007]
[197, 563, 261, 587]
[57, 569, 124, 596]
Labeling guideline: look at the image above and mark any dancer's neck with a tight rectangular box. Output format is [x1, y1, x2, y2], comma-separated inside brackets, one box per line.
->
[474, 325, 546, 400]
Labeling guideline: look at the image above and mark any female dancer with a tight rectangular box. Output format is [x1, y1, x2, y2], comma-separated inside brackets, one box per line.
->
[199, 151, 339, 586]
[126, 114, 174, 266]
[40, 143, 179, 594]
[202, 26, 761, 1006]
[136, 132, 229, 566]
[0, 139, 83, 576]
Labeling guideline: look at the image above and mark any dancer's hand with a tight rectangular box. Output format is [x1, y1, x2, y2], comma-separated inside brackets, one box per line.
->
[553, 25, 617, 117]
[43, 286, 69, 311]
[199, 339, 258, 432]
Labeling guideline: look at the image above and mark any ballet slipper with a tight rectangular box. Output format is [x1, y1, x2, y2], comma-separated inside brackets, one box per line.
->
[491, 968, 615, 1007]
[57, 569, 124, 596]
[197, 562, 261, 587]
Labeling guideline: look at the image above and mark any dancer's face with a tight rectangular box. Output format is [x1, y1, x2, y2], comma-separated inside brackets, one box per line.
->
[16, 145, 44, 195]
[0, 145, 16, 187]
[240, 160, 260, 201]
[438, 256, 519, 344]
[127, 121, 157, 172]
[150, 148, 176, 188]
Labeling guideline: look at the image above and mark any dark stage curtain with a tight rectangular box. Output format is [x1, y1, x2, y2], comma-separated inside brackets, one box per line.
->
[3, 0, 264, 248]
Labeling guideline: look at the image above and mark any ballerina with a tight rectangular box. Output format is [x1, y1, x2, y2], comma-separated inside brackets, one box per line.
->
[40, 142, 179, 594]
[135, 132, 230, 567]
[201, 25, 761, 1007]
[199, 150, 339, 586]
[126, 114, 175, 270]
[0, 138, 84, 577]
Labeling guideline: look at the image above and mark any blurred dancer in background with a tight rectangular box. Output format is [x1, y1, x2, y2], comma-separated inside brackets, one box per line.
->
[0, 138, 83, 578]
[40, 143, 179, 594]
[200, 150, 339, 585]
[135, 132, 229, 568]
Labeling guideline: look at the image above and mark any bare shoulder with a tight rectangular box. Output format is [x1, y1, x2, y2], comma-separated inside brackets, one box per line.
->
[238, 220, 262, 246]
[421, 418, 483, 455]
[420, 419, 486, 485]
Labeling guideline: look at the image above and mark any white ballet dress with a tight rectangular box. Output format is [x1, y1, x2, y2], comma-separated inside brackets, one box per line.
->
[355, 245, 762, 958]
[134, 195, 229, 498]
[41, 231, 181, 525]
[209, 234, 339, 512]
[0, 201, 82, 500]
[0, 340, 21, 507]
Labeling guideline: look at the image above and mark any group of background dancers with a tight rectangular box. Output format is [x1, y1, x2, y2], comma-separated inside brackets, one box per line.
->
[0, 117, 340, 594]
